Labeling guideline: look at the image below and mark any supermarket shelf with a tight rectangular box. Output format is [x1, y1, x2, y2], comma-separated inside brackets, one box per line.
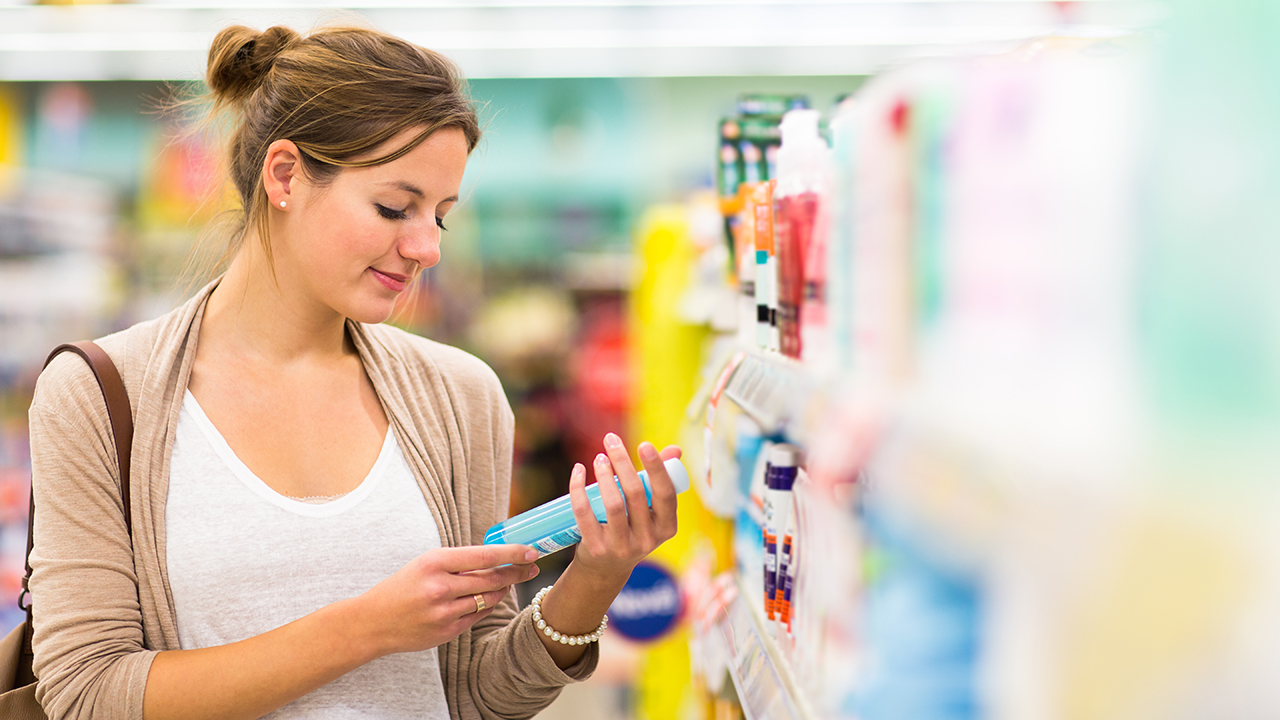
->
[710, 575, 815, 720]
[720, 349, 829, 447]
[0, 1, 1164, 81]
[721, 350, 802, 433]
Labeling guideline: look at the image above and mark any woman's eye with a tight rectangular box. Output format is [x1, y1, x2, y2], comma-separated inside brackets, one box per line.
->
[435, 216, 448, 231]
[376, 204, 408, 221]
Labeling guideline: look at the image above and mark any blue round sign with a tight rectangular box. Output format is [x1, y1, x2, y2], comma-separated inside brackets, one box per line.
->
[608, 561, 682, 642]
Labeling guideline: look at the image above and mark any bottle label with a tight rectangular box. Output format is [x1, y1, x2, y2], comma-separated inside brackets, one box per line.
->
[764, 529, 778, 620]
[778, 533, 793, 626]
[533, 527, 583, 557]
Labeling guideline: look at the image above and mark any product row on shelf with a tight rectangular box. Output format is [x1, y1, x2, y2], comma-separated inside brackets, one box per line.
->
[0, 167, 129, 632]
[676, 23, 1280, 720]
[0, 77, 231, 629]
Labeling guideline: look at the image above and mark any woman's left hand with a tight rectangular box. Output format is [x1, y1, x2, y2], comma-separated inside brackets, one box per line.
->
[532, 433, 680, 669]
[567, 433, 681, 583]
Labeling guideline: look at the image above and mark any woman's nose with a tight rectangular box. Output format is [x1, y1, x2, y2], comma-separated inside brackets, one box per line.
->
[398, 220, 441, 265]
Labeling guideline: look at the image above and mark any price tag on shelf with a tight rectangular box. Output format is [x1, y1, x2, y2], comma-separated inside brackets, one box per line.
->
[723, 352, 810, 437]
[720, 588, 808, 720]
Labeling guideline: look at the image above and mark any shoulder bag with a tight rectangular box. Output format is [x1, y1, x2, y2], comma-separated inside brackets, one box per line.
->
[0, 342, 135, 719]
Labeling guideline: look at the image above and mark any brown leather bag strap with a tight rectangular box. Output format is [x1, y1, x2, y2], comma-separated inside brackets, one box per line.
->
[21, 342, 134, 621]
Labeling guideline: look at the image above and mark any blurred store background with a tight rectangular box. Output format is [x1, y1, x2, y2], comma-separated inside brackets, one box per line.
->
[3, 1, 1280, 720]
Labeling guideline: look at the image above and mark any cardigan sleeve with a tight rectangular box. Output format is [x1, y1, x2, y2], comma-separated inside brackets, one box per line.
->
[27, 353, 156, 720]
[468, 604, 599, 719]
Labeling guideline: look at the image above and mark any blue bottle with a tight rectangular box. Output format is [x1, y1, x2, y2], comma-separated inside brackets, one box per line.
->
[484, 457, 690, 557]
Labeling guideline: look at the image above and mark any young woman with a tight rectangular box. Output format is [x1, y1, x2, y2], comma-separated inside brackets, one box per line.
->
[27, 24, 680, 720]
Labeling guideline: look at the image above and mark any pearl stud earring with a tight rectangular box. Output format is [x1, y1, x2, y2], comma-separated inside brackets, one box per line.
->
[280, 200, 287, 208]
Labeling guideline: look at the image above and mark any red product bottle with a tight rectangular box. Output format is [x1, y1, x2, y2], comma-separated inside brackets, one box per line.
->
[773, 110, 830, 359]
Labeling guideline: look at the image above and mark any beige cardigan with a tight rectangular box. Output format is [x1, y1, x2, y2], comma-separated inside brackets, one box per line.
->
[26, 281, 595, 720]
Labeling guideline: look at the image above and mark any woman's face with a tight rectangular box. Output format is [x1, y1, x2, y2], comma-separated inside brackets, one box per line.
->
[282, 125, 470, 325]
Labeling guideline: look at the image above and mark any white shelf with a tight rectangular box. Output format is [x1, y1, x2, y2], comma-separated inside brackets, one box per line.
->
[0, 1, 1162, 81]
[710, 576, 816, 720]
[720, 349, 833, 448]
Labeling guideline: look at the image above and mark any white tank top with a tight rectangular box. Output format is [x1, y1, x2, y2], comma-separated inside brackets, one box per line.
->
[166, 390, 450, 720]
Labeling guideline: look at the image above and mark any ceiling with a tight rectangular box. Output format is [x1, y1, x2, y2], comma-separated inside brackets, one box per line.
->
[0, 1, 1163, 81]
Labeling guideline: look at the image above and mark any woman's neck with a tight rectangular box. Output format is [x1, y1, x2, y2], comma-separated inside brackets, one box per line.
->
[203, 243, 352, 367]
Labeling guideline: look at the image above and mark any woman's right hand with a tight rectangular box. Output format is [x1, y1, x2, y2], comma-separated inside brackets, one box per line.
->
[356, 544, 540, 656]
[144, 545, 539, 720]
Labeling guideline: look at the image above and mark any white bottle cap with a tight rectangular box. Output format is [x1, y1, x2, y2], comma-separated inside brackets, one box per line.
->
[663, 457, 691, 494]
[779, 108, 821, 144]
[767, 444, 799, 469]
[776, 109, 829, 197]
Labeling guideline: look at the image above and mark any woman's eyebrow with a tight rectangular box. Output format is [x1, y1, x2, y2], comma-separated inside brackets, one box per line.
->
[379, 180, 457, 203]
[380, 180, 424, 197]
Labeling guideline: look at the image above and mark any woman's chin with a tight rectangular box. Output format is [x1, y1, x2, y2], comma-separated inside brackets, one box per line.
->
[341, 297, 400, 325]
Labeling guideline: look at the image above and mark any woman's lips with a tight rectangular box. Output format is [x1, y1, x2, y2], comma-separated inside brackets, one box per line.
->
[370, 268, 409, 292]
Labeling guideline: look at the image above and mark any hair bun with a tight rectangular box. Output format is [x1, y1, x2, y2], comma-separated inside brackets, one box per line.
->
[207, 25, 301, 104]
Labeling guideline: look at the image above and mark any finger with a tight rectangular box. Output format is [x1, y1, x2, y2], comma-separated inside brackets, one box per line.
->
[454, 604, 500, 635]
[659, 445, 683, 462]
[463, 605, 497, 623]
[604, 432, 651, 535]
[455, 604, 499, 635]
[455, 562, 539, 595]
[456, 586, 510, 619]
[436, 543, 538, 573]
[593, 451, 629, 535]
[640, 441, 679, 540]
[567, 462, 604, 546]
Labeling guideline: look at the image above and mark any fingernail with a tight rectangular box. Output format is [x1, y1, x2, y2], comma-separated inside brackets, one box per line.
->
[572, 463, 585, 478]
[528, 565, 540, 579]
[596, 453, 610, 467]
[525, 549, 539, 562]
[604, 432, 623, 449]
[640, 442, 659, 461]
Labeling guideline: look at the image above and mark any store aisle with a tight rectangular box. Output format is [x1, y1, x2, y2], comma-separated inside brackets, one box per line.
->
[528, 627, 645, 720]
[535, 678, 633, 720]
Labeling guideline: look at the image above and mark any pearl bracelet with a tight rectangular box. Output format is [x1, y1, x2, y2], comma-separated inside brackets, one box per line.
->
[531, 585, 607, 646]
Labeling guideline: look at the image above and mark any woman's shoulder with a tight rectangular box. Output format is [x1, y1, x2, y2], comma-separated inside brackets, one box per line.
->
[31, 320, 157, 438]
[34, 291, 202, 418]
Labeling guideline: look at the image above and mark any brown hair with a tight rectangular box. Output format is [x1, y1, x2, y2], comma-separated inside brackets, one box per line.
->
[200, 23, 480, 270]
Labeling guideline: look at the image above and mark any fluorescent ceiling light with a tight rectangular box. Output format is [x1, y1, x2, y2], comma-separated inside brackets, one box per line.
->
[0, 1, 1163, 80]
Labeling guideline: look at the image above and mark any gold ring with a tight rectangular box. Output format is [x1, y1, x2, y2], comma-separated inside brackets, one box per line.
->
[473, 593, 487, 613]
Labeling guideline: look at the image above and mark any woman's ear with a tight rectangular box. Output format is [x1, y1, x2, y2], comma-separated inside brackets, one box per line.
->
[262, 139, 302, 209]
